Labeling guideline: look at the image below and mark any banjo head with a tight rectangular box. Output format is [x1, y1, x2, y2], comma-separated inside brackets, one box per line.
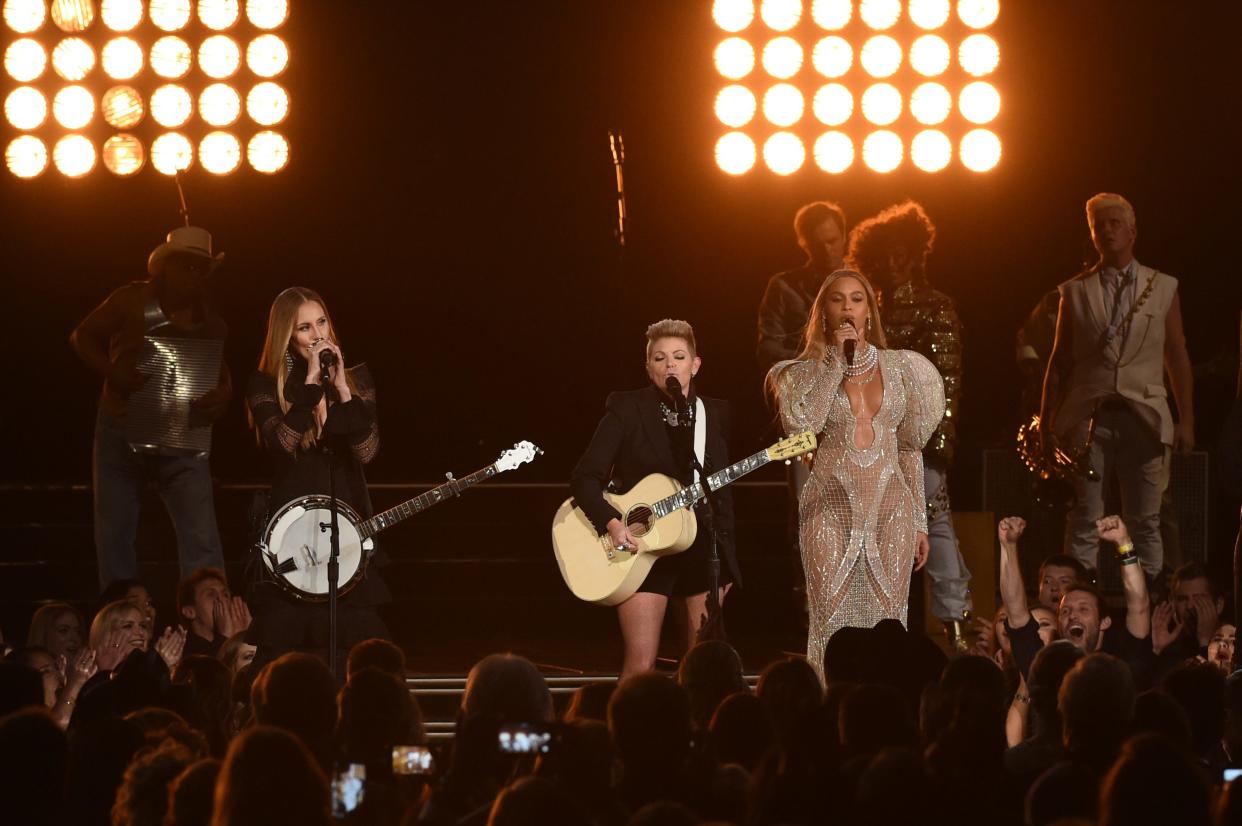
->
[262, 496, 372, 600]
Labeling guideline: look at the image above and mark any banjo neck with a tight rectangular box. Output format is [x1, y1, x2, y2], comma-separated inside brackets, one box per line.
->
[358, 464, 500, 539]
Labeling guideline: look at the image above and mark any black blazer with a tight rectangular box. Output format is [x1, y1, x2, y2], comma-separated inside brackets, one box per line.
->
[570, 384, 740, 586]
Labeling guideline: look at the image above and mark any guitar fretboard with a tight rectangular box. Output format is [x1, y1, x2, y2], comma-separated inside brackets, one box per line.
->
[360, 465, 498, 538]
[649, 449, 770, 519]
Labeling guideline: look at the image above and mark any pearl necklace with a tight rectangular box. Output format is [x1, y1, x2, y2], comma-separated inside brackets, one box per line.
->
[840, 342, 878, 377]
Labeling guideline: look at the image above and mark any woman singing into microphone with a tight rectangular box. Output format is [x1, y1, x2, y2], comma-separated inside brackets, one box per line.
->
[571, 320, 739, 678]
[244, 287, 389, 664]
[768, 271, 944, 681]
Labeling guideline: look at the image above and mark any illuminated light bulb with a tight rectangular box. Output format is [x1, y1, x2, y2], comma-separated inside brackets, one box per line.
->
[959, 80, 1000, 124]
[763, 131, 805, 175]
[151, 131, 193, 174]
[52, 36, 94, 81]
[959, 33, 999, 76]
[712, 0, 754, 32]
[909, 0, 951, 29]
[199, 35, 241, 79]
[102, 133, 144, 175]
[859, 0, 900, 30]
[909, 82, 951, 125]
[813, 131, 853, 173]
[715, 84, 757, 128]
[810, 0, 850, 29]
[4, 0, 45, 34]
[149, 0, 191, 31]
[102, 84, 144, 127]
[6, 134, 47, 177]
[5, 38, 46, 82]
[150, 83, 192, 127]
[862, 130, 902, 172]
[714, 37, 755, 79]
[53, 84, 94, 128]
[247, 0, 289, 29]
[715, 131, 756, 175]
[762, 36, 803, 79]
[198, 0, 240, 30]
[958, 0, 999, 29]
[860, 35, 901, 78]
[861, 83, 902, 126]
[909, 34, 949, 77]
[960, 128, 1001, 171]
[53, 133, 95, 177]
[199, 83, 241, 126]
[5, 85, 46, 129]
[246, 33, 288, 77]
[101, 0, 143, 31]
[247, 81, 288, 126]
[811, 36, 852, 78]
[200, 130, 241, 174]
[102, 36, 143, 79]
[247, 129, 288, 173]
[762, 83, 804, 127]
[812, 83, 852, 126]
[911, 129, 952, 171]
[760, 0, 801, 31]
[150, 36, 192, 78]
[50, 0, 93, 32]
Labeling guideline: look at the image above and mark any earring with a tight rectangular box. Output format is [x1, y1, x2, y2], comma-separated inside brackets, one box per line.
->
[284, 348, 295, 374]
[866, 317, 872, 332]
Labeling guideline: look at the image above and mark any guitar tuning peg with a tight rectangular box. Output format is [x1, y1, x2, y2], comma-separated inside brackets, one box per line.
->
[784, 459, 791, 466]
[445, 471, 455, 481]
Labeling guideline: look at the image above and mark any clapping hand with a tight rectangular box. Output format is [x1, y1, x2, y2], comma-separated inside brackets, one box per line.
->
[154, 626, 186, 671]
[95, 628, 130, 671]
[1151, 601, 1182, 654]
[66, 648, 97, 688]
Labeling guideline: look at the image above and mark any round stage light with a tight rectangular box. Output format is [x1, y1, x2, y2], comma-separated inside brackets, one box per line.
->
[102, 133, 143, 175]
[5, 38, 46, 81]
[247, 81, 288, 126]
[150, 83, 191, 127]
[960, 128, 1000, 171]
[763, 131, 804, 175]
[150, 0, 190, 31]
[199, 0, 240, 30]
[762, 83, 803, 127]
[910, 81, 951, 124]
[812, 83, 852, 126]
[811, 36, 852, 78]
[247, 0, 289, 29]
[863, 130, 902, 172]
[861, 83, 901, 126]
[762, 36, 802, 79]
[53, 84, 93, 128]
[911, 129, 951, 171]
[246, 33, 288, 77]
[959, 80, 999, 123]
[52, 37, 94, 80]
[712, 0, 753, 33]
[859, 0, 900, 30]
[50, 0, 93, 32]
[958, 0, 999, 29]
[151, 131, 192, 174]
[860, 35, 901, 78]
[5, 86, 46, 129]
[813, 131, 853, 173]
[6, 135, 47, 177]
[53, 133, 95, 177]
[760, 0, 801, 31]
[247, 129, 288, 173]
[959, 33, 999, 76]
[4, 0, 45, 33]
[102, 85, 143, 127]
[910, 34, 949, 76]
[102, 36, 143, 79]
[811, 0, 851, 29]
[715, 85, 756, 128]
[199, 83, 240, 126]
[714, 37, 754, 79]
[910, 0, 951, 28]
[715, 131, 756, 175]
[150, 36, 191, 78]
[101, 0, 142, 31]
[200, 130, 240, 174]
[199, 35, 241, 79]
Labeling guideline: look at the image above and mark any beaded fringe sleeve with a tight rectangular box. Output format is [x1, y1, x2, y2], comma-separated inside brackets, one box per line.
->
[246, 365, 380, 465]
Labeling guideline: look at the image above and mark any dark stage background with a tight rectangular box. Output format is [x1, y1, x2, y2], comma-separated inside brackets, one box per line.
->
[5, 1, 1241, 531]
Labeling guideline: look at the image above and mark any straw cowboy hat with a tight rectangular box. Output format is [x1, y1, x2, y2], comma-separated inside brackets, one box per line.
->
[147, 226, 226, 278]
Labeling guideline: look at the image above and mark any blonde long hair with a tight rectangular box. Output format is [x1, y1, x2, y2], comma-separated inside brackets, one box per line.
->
[249, 286, 357, 450]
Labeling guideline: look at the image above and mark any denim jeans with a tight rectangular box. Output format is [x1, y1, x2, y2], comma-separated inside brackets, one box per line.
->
[93, 410, 225, 588]
[923, 465, 973, 622]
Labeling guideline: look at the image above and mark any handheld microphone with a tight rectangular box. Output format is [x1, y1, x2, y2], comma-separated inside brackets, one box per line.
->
[665, 376, 689, 425]
[843, 318, 856, 365]
[318, 348, 337, 383]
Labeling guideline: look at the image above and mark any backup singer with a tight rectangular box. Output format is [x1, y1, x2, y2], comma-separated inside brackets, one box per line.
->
[571, 320, 739, 678]
[244, 287, 389, 663]
[770, 271, 944, 681]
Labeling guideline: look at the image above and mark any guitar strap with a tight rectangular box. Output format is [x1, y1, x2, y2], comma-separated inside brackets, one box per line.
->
[692, 397, 707, 484]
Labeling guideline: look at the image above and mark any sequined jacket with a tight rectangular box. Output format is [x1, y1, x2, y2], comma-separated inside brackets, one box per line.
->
[879, 280, 961, 467]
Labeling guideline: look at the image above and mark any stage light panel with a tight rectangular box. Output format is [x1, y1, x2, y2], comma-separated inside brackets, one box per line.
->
[151, 130, 191, 173]
[760, 0, 801, 32]
[860, 0, 900, 30]
[199, 129, 239, 173]
[4, 0, 45, 34]
[762, 36, 802, 79]
[102, 132, 143, 175]
[862, 130, 902, 172]
[813, 130, 853, 172]
[909, 81, 951, 124]
[715, 84, 756, 128]
[246, 33, 287, 77]
[5, 38, 45, 82]
[811, 0, 851, 30]
[150, 35, 191, 78]
[149, 0, 191, 31]
[5, 84, 44, 128]
[102, 36, 143, 79]
[960, 127, 1000, 171]
[714, 37, 754, 79]
[247, 0, 289, 30]
[762, 82, 803, 127]
[101, 0, 143, 32]
[712, 0, 754, 33]
[150, 82, 191, 126]
[53, 132, 94, 175]
[909, 0, 950, 29]
[199, 82, 239, 126]
[811, 36, 851, 77]
[247, 129, 287, 172]
[50, 0, 93, 33]
[958, 0, 999, 29]
[6, 134, 46, 176]
[763, 131, 804, 174]
[909, 34, 949, 76]
[860, 35, 901, 78]
[199, 35, 240, 79]
[812, 83, 852, 126]
[52, 84, 93, 128]
[52, 37, 94, 81]
[959, 33, 998, 76]
[199, 0, 240, 30]
[101, 84, 143, 127]
[246, 80, 287, 126]
[911, 128, 951, 171]
[959, 80, 998, 123]
[861, 82, 901, 125]
[715, 130, 756, 174]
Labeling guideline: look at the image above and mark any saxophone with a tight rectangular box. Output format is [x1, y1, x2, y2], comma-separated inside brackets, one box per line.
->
[1016, 410, 1099, 507]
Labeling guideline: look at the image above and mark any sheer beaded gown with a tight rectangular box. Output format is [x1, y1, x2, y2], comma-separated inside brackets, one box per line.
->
[774, 347, 945, 680]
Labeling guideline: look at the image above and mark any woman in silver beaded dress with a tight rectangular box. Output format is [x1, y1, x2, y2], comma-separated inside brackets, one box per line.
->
[769, 270, 945, 680]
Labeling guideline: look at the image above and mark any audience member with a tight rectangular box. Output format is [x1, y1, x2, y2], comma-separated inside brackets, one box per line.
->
[1152, 562, 1226, 677]
[708, 692, 773, 772]
[177, 568, 250, 659]
[26, 602, 85, 659]
[0, 708, 67, 826]
[347, 637, 407, 681]
[216, 632, 257, 676]
[461, 653, 553, 725]
[165, 758, 220, 826]
[110, 741, 195, 826]
[486, 775, 591, 826]
[212, 725, 330, 826]
[563, 681, 616, 724]
[250, 652, 337, 770]
[1099, 733, 1212, 826]
[172, 655, 234, 758]
[1162, 660, 1228, 774]
[1060, 653, 1138, 775]
[677, 639, 747, 731]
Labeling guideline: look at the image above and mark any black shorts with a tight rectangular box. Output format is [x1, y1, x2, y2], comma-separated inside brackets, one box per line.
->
[637, 530, 734, 598]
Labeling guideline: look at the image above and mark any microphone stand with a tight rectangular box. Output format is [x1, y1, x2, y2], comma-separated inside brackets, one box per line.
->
[674, 389, 725, 642]
[319, 362, 342, 680]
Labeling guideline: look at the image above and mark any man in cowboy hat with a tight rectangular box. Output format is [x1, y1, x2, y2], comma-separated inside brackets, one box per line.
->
[71, 226, 231, 590]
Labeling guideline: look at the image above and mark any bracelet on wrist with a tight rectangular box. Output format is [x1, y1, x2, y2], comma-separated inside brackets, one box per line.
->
[1116, 542, 1135, 556]
[1013, 691, 1030, 704]
[1119, 555, 1139, 567]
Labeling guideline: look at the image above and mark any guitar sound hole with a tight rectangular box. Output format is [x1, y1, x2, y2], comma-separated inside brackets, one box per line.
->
[626, 506, 653, 537]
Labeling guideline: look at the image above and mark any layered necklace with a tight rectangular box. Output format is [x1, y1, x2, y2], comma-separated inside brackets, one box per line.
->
[659, 399, 695, 428]
[841, 342, 879, 383]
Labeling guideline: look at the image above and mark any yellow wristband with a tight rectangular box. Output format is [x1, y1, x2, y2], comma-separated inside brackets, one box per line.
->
[1116, 542, 1135, 557]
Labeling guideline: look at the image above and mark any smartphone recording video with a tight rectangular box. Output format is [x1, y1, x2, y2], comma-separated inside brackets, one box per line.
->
[331, 763, 366, 818]
[392, 745, 435, 775]
[497, 723, 555, 754]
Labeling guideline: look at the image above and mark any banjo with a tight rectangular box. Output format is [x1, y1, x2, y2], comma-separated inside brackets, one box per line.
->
[259, 440, 542, 600]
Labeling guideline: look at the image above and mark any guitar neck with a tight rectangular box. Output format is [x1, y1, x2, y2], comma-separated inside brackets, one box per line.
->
[360, 464, 499, 538]
[649, 448, 772, 519]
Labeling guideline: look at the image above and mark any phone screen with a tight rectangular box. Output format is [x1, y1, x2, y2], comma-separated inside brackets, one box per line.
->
[497, 723, 554, 754]
[331, 763, 366, 818]
[392, 745, 434, 775]
[1225, 767, 1242, 783]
